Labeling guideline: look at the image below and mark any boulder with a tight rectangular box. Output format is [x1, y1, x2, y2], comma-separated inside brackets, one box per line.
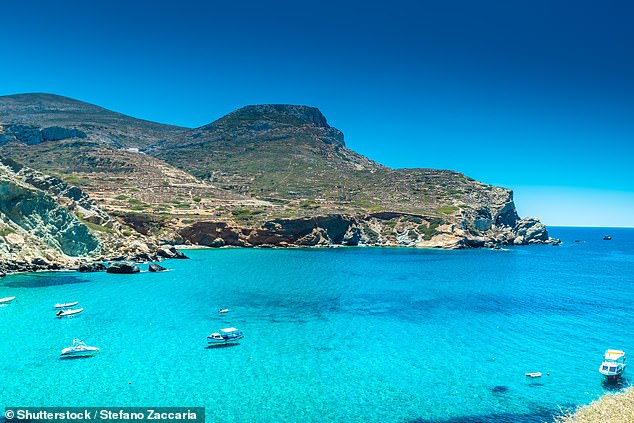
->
[297, 227, 330, 246]
[31, 257, 49, 267]
[106, 261, 140, 274]
[78, 262, 107, 272]
[148, 263, 167, 272]
[157, 246, 189, 259]
[513, 218, 548, 243]
[342, 226, 362, 246]
[209, 237, 225, 247]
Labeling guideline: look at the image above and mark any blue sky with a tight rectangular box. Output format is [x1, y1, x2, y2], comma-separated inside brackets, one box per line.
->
[2, 0, 633, 226]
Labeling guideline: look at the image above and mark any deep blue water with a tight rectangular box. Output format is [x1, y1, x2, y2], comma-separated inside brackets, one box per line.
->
[1, 227, 633, 422]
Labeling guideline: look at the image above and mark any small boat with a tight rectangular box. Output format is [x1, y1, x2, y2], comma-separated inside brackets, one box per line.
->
[0, 296, 16, 304]
[207, 327, 244, 345]
[599, 349, 626, 380]
[603, 235, 612, 240]
[218, 308, 230, 314]
[54, 301, 79, 309]
[60, 339, 100, 358]
[525, 372, 542, 378]
[56, 307, 84, 318]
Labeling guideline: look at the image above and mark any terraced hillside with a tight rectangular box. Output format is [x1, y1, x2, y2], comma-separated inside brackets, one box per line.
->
[0, 93, 552, 250]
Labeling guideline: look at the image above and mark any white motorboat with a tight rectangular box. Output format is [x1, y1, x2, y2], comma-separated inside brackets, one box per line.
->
[207, 327, 244, 345]
[56, 307, 84, 318]
[60, 339, 100, 358]
[525, 372, 542, 378]
[599, 349, 626, 380]
[218, 308, 230, 314]
[0, 296, 16, 304]
[54, 301, 79, 309]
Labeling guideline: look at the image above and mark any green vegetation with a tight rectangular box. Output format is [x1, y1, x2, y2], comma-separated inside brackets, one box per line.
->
[231, 209, 264, 217]
[299, 200, 320, 209]
[62, 175, 90, 185]
[192, 197, 202, 203]
[0, 227, 16, 237]
[115, 194, 128, 200]
[363, 227, 380, 243]
[436, 206, 459, 214]
[418, 219, 443, 241]
[83, 221, 115, 234]
[402, 215, 423, 224]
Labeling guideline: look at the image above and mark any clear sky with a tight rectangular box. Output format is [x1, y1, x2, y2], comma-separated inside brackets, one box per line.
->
[1, 1, 633, 227]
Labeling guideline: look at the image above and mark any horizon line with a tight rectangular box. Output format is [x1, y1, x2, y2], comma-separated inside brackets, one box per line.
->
[545, 225, 634, 229]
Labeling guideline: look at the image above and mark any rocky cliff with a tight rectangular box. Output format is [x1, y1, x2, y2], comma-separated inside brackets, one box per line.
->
[0, 157, 161, 275]
[176, 210, 551, 249]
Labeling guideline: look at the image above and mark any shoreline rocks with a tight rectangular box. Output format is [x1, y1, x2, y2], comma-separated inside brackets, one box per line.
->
[148, 263, 167, 272]
[78, 262, 107, 272]
[106, 261, 140, 274]
[157, 246, 189, 259]
[175, 212, 554, 250]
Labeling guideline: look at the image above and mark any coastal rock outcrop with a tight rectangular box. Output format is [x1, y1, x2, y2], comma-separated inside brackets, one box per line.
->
[148, 263, 167, 272]
[78, 262, 107, 272]
[0, 158, 161, 275]
[177, 207, 550, 250]
[513, 217, 549, 245]
[106, 261, 140, 274]
[157, 245, 189, 259]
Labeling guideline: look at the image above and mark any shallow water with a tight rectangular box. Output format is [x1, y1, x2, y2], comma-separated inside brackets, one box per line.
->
[1, 227, 633, 422]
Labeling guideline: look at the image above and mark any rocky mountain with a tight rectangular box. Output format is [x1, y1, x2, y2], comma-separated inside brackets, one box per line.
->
[0, 93, 554, 271]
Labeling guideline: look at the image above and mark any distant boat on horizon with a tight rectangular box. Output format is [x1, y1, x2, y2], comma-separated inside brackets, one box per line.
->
[603, 235, 612, 240]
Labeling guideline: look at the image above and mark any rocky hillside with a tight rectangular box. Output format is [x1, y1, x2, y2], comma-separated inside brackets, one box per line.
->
[0, 93, 555, 261]
[0, 93, 185, 149]
[0, 157, 163, 275]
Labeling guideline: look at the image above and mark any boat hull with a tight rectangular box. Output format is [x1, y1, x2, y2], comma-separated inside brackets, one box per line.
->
[54, 302, 79, 309]
[0, 296, 16, 304]
[207, 335, 244, 345]
[61, 348, 100, 358]
[56, 308, 84, 318]
[599, 369, 625, 378]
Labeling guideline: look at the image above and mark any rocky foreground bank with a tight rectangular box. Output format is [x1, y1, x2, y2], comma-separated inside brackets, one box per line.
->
[555, 387, 634, 423]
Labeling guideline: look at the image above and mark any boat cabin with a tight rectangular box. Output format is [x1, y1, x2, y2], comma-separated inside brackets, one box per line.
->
[207, 327, 244, 344]
[599, 349, 626, 378]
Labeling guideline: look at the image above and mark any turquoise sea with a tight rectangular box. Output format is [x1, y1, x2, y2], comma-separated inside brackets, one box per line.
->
[1, 227, 633, 422]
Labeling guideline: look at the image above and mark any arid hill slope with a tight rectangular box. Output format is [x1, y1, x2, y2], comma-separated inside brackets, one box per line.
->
[0, 93, 553, 252]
